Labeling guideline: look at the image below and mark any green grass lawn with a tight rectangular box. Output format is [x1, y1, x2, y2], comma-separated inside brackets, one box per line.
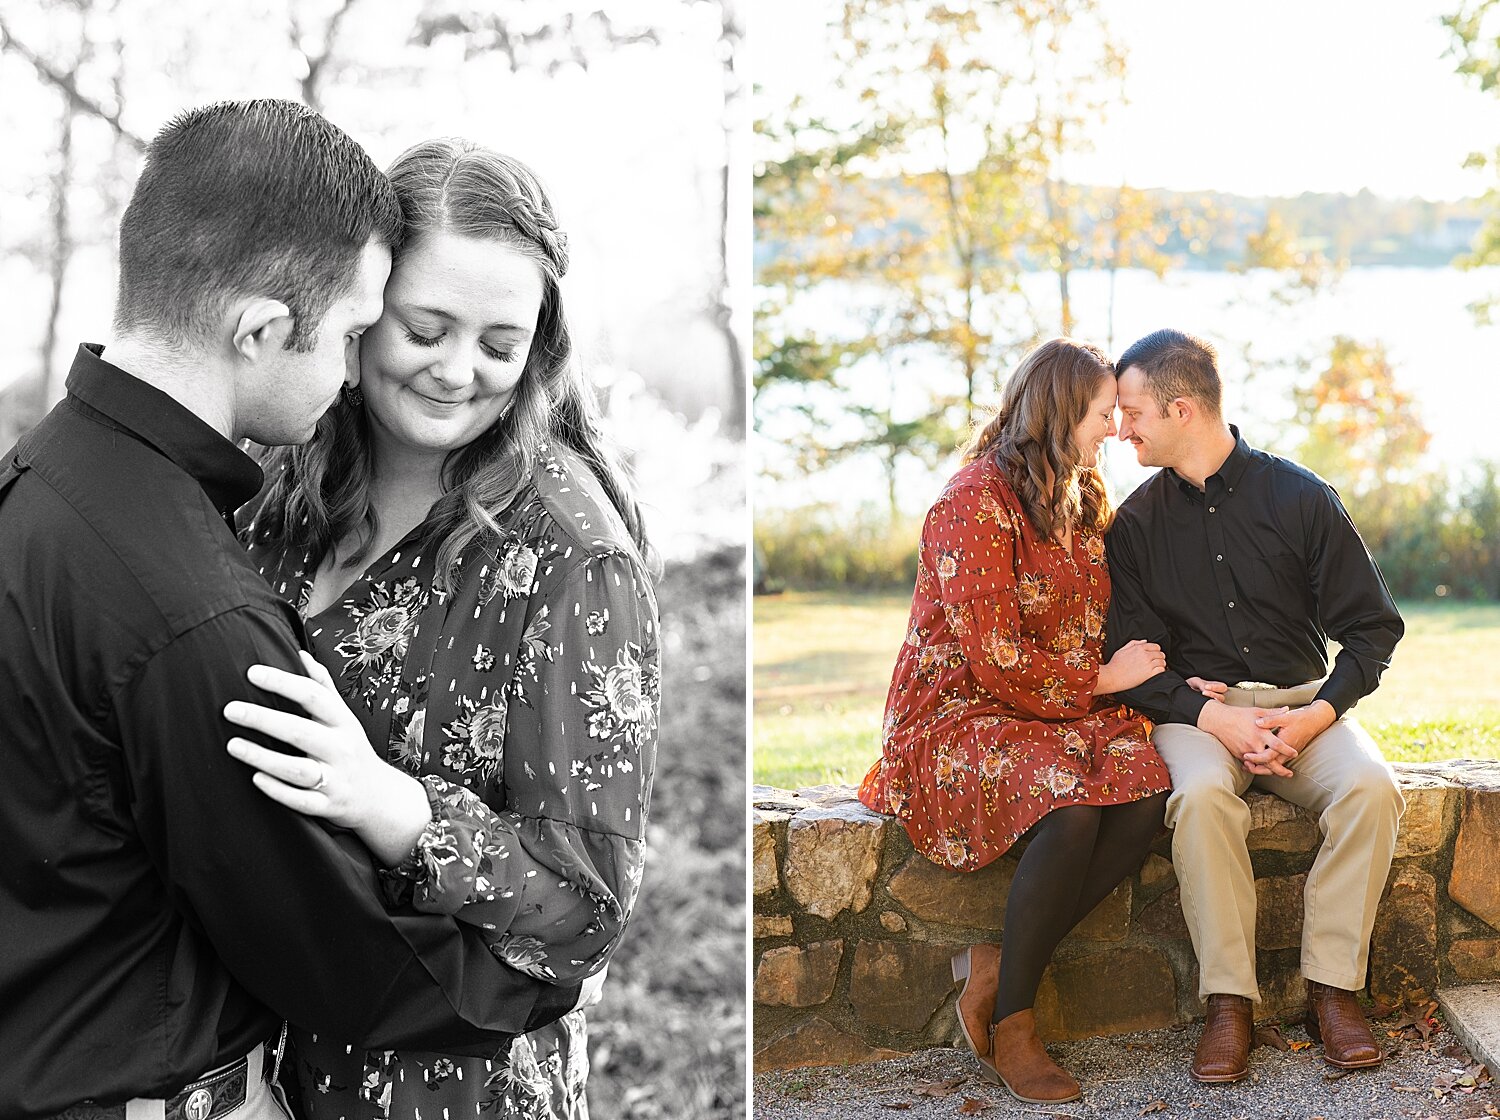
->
[753, 592, 1500, 790]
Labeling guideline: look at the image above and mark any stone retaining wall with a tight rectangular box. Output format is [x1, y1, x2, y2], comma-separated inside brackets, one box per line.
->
[752, 761, 1500, 1072]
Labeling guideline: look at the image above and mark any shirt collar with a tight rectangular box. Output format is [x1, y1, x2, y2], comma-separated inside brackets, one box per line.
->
[65, 343, 264, 516]
[1167, 423, 1253, 499]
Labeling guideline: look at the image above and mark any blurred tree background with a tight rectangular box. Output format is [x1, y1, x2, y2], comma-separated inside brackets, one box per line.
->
[754, 0, 1500, 604]
[0, 1, 746, 1116]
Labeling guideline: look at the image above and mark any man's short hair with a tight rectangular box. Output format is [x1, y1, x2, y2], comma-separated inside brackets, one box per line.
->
[114, 99, 400, 352]
[1116, 328, 1223, 419]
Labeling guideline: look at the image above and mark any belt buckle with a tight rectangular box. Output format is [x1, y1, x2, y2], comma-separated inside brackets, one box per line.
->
[165, 1055, 249, 1120]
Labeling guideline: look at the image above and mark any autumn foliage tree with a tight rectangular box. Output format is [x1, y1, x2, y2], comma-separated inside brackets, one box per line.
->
[1292, 337, 1430, 497]
[756, 0, 1172, 529]
[1445, 0, 1500, 320]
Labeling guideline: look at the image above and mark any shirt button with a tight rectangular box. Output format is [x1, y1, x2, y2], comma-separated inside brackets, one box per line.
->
[1209, 506, 1216, 513]
[1217, 554, 1223, 561]
[1242, 646, 1250, 653]
[1228, 601, 1235, 608]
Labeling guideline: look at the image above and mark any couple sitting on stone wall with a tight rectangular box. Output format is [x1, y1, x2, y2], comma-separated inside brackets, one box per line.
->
[857, 330, 1406, 1105]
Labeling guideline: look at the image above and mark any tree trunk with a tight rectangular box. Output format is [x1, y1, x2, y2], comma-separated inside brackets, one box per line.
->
[713, 0, 746, 437]
[713, 140, 747, 437]
[41, 92, 76, 408]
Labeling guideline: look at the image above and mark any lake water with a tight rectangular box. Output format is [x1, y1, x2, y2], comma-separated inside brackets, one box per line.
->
[755, 265, 1500, 513]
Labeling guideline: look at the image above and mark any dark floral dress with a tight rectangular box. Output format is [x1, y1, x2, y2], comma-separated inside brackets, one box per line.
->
[244, 443, 660, 1120]
[858, 454, 1168, 871]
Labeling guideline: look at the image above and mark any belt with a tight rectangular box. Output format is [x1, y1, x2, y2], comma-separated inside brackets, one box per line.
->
[42, 1032, 281, 1120]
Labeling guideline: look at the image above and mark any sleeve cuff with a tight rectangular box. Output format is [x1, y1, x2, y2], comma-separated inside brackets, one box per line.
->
[1312, 684, 1353, 720]
[1168, 686, 1211, 727]
[378, 777, 446, 906]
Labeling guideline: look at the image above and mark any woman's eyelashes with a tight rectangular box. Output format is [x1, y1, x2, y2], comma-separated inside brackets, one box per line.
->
[401, 326, 516, 362]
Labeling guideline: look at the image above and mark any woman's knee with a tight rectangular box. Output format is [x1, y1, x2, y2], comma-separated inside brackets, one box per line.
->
[1033, 803, 1102, 846]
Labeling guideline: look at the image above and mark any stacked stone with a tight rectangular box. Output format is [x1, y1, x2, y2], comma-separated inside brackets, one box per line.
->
[752, 761, 1500, 1072]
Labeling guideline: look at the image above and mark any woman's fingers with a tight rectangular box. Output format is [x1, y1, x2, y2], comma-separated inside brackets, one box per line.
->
[227, 737, 324, 789]
[246, 663, 347, 726]
[298, 650, 338, 689]
[248, 770, 335, 818]
[223, 699, 330, 758]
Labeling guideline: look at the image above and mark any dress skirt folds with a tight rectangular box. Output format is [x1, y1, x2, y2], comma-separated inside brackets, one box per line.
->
[858, 455, 1169, 872]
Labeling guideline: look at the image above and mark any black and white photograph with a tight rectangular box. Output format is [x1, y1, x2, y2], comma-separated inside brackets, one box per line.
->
[0, 2, 745, 1118]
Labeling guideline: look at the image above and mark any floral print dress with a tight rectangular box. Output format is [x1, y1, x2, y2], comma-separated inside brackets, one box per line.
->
[858, 454, 1168, 872]
[244, 444, 659, 1120]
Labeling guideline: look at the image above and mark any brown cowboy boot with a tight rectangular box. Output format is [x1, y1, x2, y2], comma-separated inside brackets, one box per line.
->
[1305, 981, 1383, 1069]
[1191, 994, 1253, 1082]
[978, 1008, 1081, 1104]
[951, 945, 1001, 1058]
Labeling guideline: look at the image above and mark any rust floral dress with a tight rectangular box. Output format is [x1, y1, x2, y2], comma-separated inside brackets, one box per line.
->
[858, 454, 1168, 871]
[244, 443, 659, 1120]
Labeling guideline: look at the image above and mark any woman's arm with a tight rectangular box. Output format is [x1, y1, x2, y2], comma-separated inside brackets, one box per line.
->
[926, 486, 1162, 717]
[227, 548, 659, 985]
[389, 548, 658, 982]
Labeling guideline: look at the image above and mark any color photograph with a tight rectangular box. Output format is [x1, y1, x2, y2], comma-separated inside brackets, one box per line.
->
[753, 1, 1500, 1116]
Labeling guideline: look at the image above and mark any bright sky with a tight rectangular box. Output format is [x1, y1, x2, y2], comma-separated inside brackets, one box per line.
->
[751, 0, 1500, 199]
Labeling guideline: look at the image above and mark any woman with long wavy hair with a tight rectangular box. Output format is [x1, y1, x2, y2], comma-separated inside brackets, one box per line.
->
[228, 139, 659, 1119]
[859, 338, 1193, 1105]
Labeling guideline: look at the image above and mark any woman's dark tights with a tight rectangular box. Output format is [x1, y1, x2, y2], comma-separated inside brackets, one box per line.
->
[992, 792, 1168, 1024]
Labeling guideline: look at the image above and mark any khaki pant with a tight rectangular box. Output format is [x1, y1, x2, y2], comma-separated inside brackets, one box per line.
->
[1153, 683, 1404, 1001]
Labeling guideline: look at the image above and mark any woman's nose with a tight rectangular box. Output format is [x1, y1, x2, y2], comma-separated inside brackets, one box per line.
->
[429, 348, 475, 389]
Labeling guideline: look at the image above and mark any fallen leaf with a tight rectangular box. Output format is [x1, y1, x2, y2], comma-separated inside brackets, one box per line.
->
[1288, 1040, 1314, 1052]
[1392, 1084, 1420, 1092]
[1369, 1001, 1397, 1019]
[879, 1102, 912, 1111]
[1254, 1025, 1290, 1051]
[1140, 1101, 1168, 1115]
[958, 1098, 993, 1115]
[916, 1078, 965, 1098]
[1323, 1070, 1349, 1082]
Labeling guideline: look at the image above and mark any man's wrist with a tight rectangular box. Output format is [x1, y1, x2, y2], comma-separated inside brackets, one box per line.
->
[1308, 698, 1337, 725]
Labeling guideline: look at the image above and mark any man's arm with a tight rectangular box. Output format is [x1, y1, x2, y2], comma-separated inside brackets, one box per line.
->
[1103, 521, 1210, 725]
[1303, 484, 1405, 717]
[114, 605, 580, 1053]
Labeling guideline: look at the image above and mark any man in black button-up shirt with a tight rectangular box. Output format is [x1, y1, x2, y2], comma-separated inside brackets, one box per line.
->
[1104, 329, 1405, 1083]
[0, 101, 577, 1119]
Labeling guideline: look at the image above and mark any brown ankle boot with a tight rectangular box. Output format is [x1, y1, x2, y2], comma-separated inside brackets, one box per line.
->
[951, 945, 1000, 1058]
[1191, 994, 1253, 1082]
[979, 1008, 1081, 1104]
[1305, 981, 1382, 1069]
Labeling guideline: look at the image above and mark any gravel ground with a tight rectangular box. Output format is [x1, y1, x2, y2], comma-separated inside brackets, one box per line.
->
[754, 1011, 1497, 1120]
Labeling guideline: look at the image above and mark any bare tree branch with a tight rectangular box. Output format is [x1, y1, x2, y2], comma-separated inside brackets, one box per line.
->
[0, 13, 145, 151]
[294, 0, 362, 110]
[411, 7, 659, 74]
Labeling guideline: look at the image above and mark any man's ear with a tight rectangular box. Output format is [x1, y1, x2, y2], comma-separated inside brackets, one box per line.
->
[1171, 396, 1195, 425]
[230, 298, 294, 361]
